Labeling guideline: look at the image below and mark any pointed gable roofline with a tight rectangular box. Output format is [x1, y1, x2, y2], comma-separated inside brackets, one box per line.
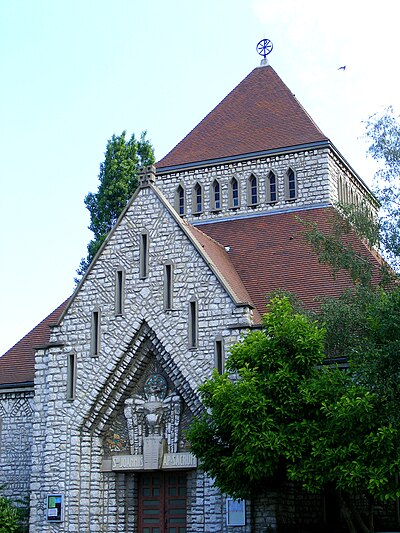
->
[0, 299, 69, 387]
[57, 180, 256, 326]
[157, 65, 328, 171]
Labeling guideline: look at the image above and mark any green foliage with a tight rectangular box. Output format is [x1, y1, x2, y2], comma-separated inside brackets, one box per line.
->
[300, 106, 400, 284]
[187, 296, 326, 499]
[320, 286, 400, 407]
[299, 205, 384, 289]
[0, 496, 19, 533]
[188, 295, 400, 532]
[77, 130, 155, 280]
[365, 106, 400, 272]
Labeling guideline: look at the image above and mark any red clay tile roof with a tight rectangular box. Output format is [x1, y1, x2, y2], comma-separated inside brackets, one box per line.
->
[157, 65, 328, 168]
[197, 207, 382, 318]
[185, 223, 262, 321]
[0, 299, 69, 386]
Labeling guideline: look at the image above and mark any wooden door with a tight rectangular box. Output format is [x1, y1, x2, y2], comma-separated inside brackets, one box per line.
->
[138, 472, 187, 533]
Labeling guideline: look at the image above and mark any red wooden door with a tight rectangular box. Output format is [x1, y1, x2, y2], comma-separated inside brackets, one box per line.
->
[138, 472, 187, 533]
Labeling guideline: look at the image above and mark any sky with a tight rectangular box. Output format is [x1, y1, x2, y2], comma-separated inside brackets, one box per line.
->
[0, 0, 399, 355]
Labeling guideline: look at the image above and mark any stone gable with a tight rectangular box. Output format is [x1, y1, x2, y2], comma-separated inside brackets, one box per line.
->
[29, 183, 251, 531]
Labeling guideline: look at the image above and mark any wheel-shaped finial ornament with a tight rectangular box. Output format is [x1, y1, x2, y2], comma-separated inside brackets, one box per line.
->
[256, 39, 273, 60]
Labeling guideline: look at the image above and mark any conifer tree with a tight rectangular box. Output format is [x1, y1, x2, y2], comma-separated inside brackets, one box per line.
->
[77, 131, 155, 280]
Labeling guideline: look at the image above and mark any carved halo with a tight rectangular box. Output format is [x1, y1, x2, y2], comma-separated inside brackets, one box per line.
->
[143, 374, 168, 401]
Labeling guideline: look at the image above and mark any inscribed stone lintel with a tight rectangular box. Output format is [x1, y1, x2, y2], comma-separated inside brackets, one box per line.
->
[162, 452, 197, 469]
[102, 452, 197, 472]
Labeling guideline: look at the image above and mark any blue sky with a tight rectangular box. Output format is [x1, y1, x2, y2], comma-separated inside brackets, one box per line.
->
[0, 0, 399, 354]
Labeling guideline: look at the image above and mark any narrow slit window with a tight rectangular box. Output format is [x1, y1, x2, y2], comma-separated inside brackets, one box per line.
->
[215, 339, 224, 374]
[140, 232, 149, 278]
[230, 177, 239, 208]
[189, 300, 198, 348]
[67, 353, 77, 401]
[176, 185, 185, 215]
[115, 269, 124, 315]
[287, 169, 297, 200]
[338, 175, 344, 202]
[91, 310, 100, 356]
[164, 263, 173, 310]
[193, 183, 203, 214]
[268, 171, 277, 203]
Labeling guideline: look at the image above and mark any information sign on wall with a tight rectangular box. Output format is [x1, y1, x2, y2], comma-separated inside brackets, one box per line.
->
[46, 494, 63, 522]
[226, 498, 246, 526]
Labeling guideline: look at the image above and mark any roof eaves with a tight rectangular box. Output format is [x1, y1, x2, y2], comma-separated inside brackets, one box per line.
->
[156, 140, 331, 174]
[0, 382, 34, 391]
[150, 183, 255, 309]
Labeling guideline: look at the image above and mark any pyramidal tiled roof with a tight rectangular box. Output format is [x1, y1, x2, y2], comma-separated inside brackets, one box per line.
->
[157, 64, 328, 169]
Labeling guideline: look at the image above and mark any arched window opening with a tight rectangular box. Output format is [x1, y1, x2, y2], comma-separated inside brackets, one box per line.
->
[267, 171, 277, 203]
[286, 168, 297, 201]
[175, 185, 185, 216]
[193, 183, 203, 214]
[248, 174, 258, 206]
[211, 180, 221, 211]
[229, 177, 240, 209]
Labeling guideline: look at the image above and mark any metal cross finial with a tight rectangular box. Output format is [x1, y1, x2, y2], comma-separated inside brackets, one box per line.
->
[256, 39, 273, 65]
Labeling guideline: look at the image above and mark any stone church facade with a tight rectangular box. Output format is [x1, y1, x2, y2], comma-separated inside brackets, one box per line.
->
[0, 57, 380, 532]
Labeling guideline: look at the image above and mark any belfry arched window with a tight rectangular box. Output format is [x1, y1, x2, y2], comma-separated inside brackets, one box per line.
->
[211, 179, 222, 211]
[267, 171, 278, 203]
[285, 168, 297, 201]
[248, 174, 259, 206]
[193, 182, 203, 214]
[175, 184, 185, 216]
[229, 177, 240, 209]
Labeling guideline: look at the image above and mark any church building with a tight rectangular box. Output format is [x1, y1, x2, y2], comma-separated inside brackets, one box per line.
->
[0, 44, 380, 532]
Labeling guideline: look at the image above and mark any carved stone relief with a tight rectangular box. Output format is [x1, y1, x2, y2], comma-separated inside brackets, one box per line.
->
[102, 368, 197, 471]
[124, 373, 182, 455]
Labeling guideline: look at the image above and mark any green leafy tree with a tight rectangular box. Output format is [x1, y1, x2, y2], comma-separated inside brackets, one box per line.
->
[300, 106, 400, 284]
[187, 296, 327, 499]
[187, 296, 400, 533]
[77, 130, 155, 279]
[366, 106, 400, 272]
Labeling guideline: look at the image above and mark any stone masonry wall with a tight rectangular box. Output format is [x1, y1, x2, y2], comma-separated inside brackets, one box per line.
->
[30, 184, 252, 532]
[327, 151, 379, 217]
[157, 147, 378, 225]
[157, 148, 332, 223]
[0, 389, 34, 504]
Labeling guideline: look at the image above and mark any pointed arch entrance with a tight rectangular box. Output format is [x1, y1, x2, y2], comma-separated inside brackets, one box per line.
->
[78, 321, 200, 532]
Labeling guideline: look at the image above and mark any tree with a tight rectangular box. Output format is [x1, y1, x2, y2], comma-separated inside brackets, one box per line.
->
[365, 106, 400, 272]
[77, 130, 155, 279]
[187, 296, 400, 532]
[299, 107, 400, 284]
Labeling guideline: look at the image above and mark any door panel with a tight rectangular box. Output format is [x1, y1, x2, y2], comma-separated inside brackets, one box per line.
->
[138, 472, 187, 533]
